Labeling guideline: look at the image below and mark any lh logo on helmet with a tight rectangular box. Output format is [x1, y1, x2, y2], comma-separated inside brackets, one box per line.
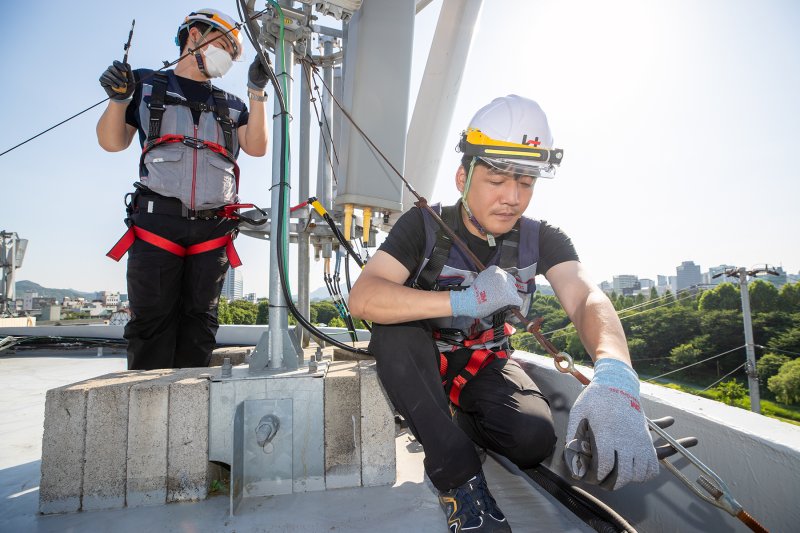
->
[521, 135, 541, 147]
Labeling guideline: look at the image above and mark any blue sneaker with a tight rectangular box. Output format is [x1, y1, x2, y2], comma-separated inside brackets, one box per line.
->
[438, 471, 511, 532]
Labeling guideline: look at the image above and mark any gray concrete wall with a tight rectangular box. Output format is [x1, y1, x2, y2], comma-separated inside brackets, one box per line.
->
[512, 351, 800, 533]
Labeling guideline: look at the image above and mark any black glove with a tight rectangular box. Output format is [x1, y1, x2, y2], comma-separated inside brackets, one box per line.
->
[99, 60, 134, 101]
[247, 57, 269, 91]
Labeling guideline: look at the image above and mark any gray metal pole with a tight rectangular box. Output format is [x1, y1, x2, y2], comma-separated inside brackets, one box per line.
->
[738, 267, 761, 413]
[298, 58, 311, 349]
[317, 36, 335, 260]
[267, 39, 295, 370]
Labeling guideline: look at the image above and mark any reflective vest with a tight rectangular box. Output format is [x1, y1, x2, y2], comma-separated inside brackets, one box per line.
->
[136, 70, 245, 210]
[408, 203, 541, 405]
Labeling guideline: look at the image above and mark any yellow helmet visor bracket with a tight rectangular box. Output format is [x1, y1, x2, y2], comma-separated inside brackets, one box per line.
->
[460, 129, 564, 175]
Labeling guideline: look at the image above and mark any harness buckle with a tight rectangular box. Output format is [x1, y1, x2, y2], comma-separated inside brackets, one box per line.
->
[181, 136, 206, 150]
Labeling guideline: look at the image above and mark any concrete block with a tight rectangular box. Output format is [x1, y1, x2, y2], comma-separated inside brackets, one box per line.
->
[82, 384, 130, 510]
[127, 380, 170, 507]
[39, 386, 87, 514]
[324, 361, 361, 489]
[359, 360, 396, 486]
[167, 377, 211, 502]
[332, 341, 371, 361]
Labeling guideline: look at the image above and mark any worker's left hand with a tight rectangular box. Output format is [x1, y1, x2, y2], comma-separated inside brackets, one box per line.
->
[564, 358, 659, 490]
[247, 56, 269, 91]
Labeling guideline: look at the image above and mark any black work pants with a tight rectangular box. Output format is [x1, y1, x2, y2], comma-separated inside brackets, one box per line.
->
[369, 321, 557, 492]
[124, 210, 237, 370]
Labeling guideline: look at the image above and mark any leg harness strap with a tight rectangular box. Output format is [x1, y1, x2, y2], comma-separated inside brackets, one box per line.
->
[106, 225, 242, 267]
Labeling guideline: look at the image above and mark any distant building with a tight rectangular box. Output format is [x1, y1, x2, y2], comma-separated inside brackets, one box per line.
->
[639, 278, 654, 290]
[23, 291, 37, 311]
[99, 291, 120, 308]
[612, 275, 640, 296]
[599, 280, 613, 294]
[676, 261, 702, 292]
[704, 264, 736, 286]
[221, 268, 243, 301]
[244, 292, 258, 304]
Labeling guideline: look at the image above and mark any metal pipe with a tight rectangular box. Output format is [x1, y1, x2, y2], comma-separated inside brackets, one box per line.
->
[298, 49, 312, 349]
[268, 31, 295, 370]
[316, 36, 335, 260]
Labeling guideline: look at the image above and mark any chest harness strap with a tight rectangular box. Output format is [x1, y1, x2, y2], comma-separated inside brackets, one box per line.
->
[142, 73, 240, 186]
[418, 204, 522, 406]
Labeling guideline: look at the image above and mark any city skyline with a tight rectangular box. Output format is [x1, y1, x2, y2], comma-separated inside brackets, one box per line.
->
[2, 1, 798, 298]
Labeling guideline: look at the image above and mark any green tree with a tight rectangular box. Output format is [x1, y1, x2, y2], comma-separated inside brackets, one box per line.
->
[328, 316, 346, 328]
[312, 300, 340, 325]
[256, 300, 269, 324]
[748, 280, 779, 313]
[670, 338, 705, 366]
[757, 353, 791, 389]
[228, 300, 258, 325]
[767, 359, 800, 404]
[714, 380, 747, 406]
[698, 282, 739, 312]
[778, 282, 800, 312]
[218, 298, 232, 324]
[767, 325, 800, 356]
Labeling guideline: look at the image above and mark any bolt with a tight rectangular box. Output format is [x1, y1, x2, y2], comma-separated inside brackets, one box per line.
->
[221, 357, 232, 378]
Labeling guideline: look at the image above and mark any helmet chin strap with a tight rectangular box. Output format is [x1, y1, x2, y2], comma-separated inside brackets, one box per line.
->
[192, 27, 215, 78]
[461, 157, 497, 247]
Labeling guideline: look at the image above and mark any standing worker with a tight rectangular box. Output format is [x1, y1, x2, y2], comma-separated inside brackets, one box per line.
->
[97, 8, 270, 370]
[349, 95, 658, 532]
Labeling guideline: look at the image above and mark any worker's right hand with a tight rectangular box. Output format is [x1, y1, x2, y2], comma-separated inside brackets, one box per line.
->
[450, 265, 522, 318]
[99, 61, 134, 102]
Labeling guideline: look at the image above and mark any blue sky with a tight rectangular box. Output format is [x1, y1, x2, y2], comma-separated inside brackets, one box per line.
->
[1, 1, 798, 297]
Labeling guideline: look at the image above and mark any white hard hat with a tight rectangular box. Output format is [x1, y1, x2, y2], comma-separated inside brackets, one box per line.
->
[177, 8, 244, 60]
[460, 95, 563, 178]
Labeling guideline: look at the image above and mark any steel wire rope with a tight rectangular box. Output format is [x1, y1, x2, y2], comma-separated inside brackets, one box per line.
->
[240, 0, 370, 355]
[302, 58, 341, 174]
[701, 362, 747, 392]
[756, 345, 800, 357]
[0, 9, 270, 159]
[644, 344, 746, 382]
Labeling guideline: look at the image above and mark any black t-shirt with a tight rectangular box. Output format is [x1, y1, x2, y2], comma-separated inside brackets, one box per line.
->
[379, 205, 579, 279]
[124, 70, 250, 138]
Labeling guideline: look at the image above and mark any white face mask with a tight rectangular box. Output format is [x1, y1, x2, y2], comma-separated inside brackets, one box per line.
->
[196, 44, 233, 78]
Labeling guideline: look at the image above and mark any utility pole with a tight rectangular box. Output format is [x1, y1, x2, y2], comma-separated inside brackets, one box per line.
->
[714, 265, 779, 414]
[1, 231, 28, 317]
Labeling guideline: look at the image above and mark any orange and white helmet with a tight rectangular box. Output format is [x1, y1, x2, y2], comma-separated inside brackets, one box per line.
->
[177, 8, 243, 60]
[459, 95, 563, 178]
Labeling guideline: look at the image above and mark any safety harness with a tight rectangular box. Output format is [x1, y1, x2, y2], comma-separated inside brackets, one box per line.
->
[413, 204, 527, 406]
[107, 72, 265, 267]
[141, 72, 240, 190]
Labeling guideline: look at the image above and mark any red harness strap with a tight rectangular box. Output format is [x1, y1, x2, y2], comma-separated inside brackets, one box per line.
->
[442, 348, 509, 406]
[106, 225, 242, 268]
[436, 323, 515, 406]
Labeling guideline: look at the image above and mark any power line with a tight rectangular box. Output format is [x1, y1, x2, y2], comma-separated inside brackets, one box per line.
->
[702, 362, 746, 392]
[756, 345, 800, 357]
[644, 344, 746, 383]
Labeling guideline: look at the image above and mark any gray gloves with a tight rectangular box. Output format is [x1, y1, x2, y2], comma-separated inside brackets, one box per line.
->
[247, 57, 269, 91]
[99, 60, 134, 102]
[564, 358, 659, 490]
[450, 265, 522, 318]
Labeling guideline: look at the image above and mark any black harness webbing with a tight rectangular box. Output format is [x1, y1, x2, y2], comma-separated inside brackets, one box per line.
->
[146, 72, 236, 155]
[415, 203, 522, 291]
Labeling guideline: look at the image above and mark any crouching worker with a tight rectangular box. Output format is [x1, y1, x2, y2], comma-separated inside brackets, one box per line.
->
[97, 8, 270, 370]
[349, 95, 658, 532]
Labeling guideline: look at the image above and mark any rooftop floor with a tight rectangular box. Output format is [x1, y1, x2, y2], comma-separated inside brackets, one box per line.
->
[0, 348, 592, 533]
